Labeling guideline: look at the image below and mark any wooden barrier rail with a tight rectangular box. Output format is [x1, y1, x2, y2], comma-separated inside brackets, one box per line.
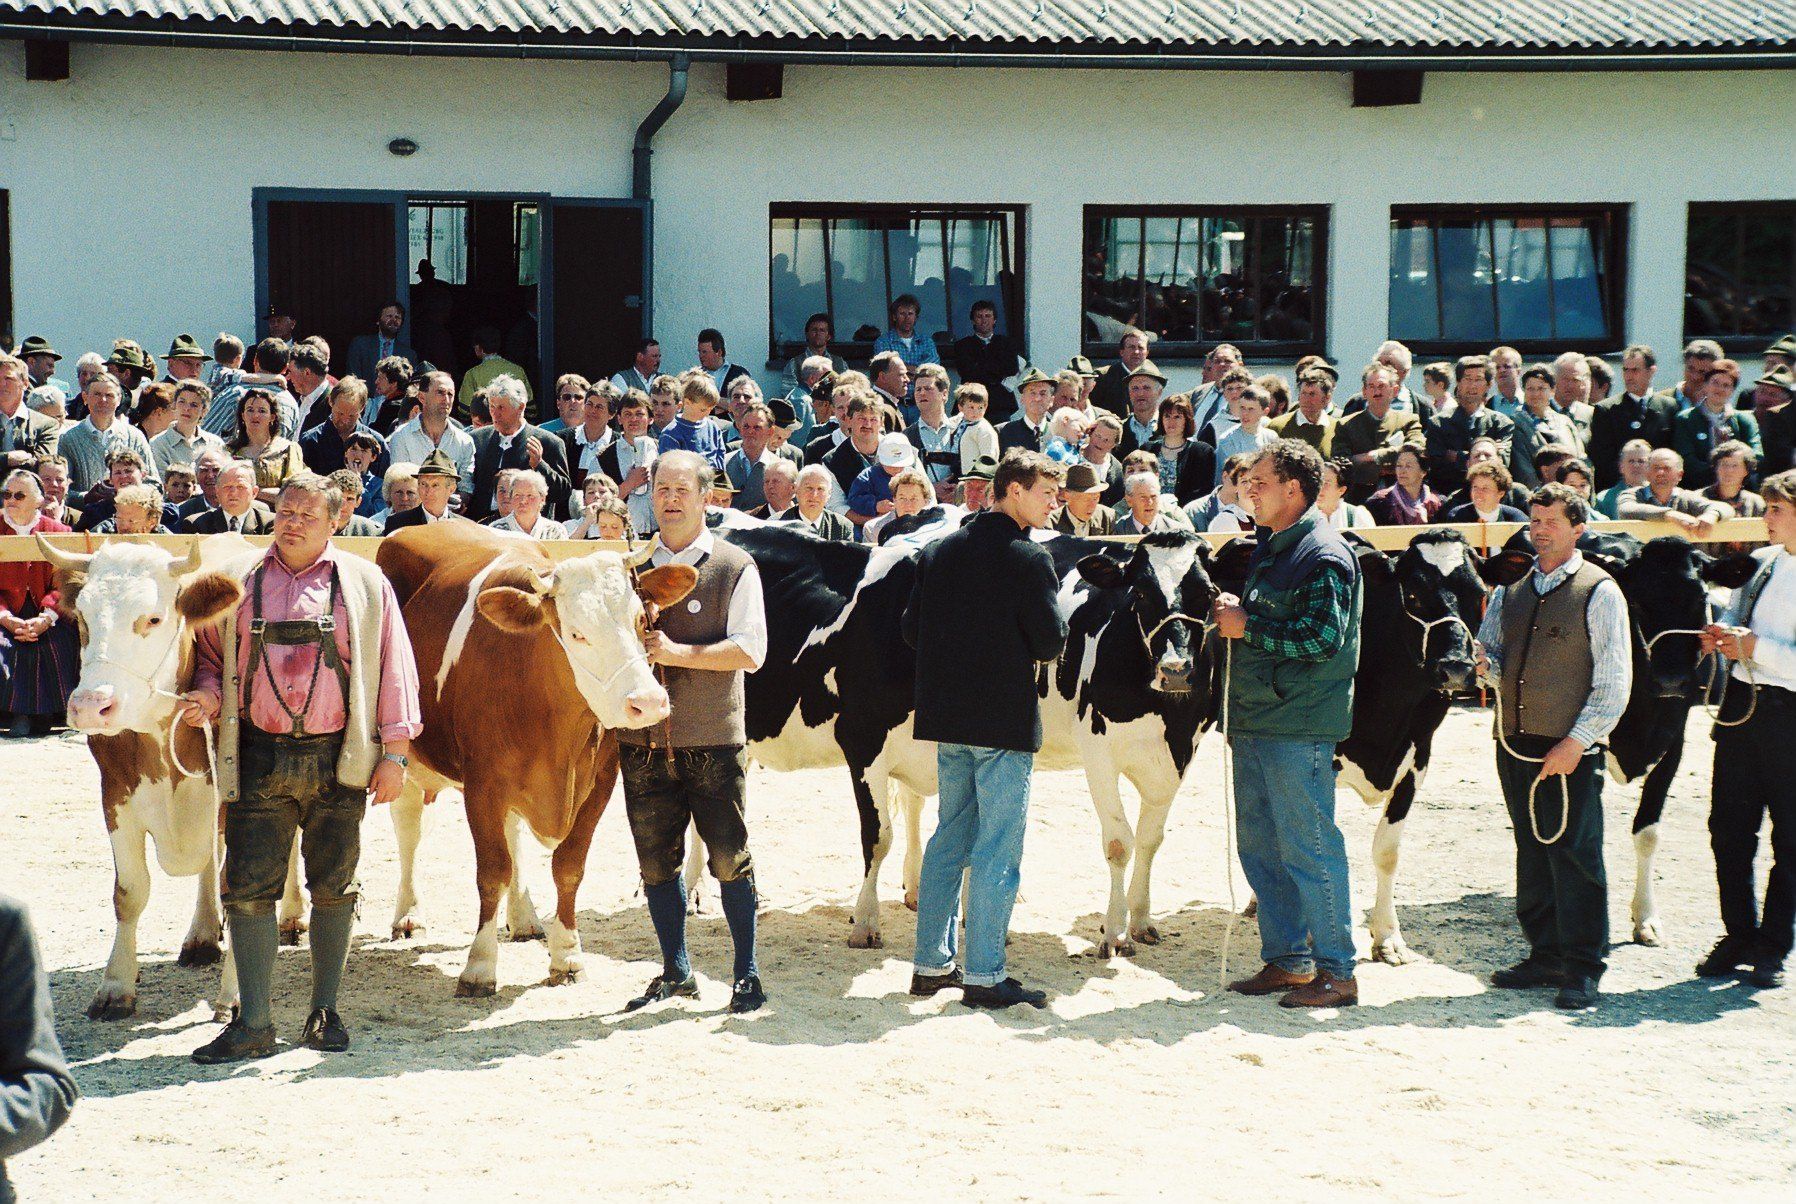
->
[0, 517, 1770, 564]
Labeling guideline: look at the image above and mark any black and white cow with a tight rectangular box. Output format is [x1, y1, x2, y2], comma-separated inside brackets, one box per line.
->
[1481, 530, 1755, 944]
[1211, 527, 1487, 964]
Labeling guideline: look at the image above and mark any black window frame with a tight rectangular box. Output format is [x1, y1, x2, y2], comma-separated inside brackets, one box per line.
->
[767, 202, 1026, 368]
[1388, 203, 1629, 357]
[1683, 200, 1796, 353]
[0, 190, 11, 350]
[1081, 204, 1328, 363]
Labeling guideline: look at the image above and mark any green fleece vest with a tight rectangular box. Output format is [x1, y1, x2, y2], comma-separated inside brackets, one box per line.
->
[1228, 511, 1363, 742]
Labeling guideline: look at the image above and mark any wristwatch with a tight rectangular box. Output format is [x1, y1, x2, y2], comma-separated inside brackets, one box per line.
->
[382, 752, 410, 769]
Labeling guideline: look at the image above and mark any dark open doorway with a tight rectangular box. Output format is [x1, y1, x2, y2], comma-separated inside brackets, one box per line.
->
[256, 189, 647, 423]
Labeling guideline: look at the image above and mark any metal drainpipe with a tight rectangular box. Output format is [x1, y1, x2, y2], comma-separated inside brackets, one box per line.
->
[632, 53, 691, 203]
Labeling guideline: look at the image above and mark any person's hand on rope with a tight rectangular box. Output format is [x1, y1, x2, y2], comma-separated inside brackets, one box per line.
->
[176, 689, 220, 728]
[1211, 593, 1246, 640]
[1538, 736, 1587, 780]
[1709, 624, 1756, 662]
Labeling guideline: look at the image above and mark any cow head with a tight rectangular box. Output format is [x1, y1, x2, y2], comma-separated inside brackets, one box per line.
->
[1609, 537, 1754, 700]
[475, 548, 693, 730]
[1366, 530, 1482, 693]
[1076, 532, 1218, 694]
[38, 536, 243, 736]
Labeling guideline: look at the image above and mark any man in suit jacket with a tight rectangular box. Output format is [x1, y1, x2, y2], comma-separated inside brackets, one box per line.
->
[383, 449, 469, 533]
[346, 303, 417, 385]
[1087, 329, 1153, 417]
[781, 463, 855, 541]
[0, 357, 59, 474]
[468, 377, 571, 520]
[1587, 344, 1679, 488]
[997, 368, 1056, 455]
[1050, 463, 1116, 536]
[182, 463, 274, 533]
[951, 301, 1023, 423]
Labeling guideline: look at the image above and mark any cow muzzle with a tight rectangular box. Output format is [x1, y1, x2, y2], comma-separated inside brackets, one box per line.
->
[1154, 653, 1194, 695]
[66, 684, 122, 733]
[621, 684, 671, 727]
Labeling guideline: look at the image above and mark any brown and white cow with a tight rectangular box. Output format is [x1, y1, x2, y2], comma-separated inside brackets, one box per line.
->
[376, 522, 692, 996]
[39, 536, 246, 1020]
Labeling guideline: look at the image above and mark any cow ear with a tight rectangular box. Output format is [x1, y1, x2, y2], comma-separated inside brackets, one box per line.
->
[1702, 552, 1759, 590]
[638, 564, 698, 609]
[51, 570, 86, 622]
[1478, 549, 1534, 587]
[478, 586, 548, 633]
[1076, 554, 1128, 591]
[1357, 548, 1397, 588]
[174, 572, 244, 628]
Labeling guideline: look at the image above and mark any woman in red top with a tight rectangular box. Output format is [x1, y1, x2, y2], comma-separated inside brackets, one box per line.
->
[0, 469, 77, 735]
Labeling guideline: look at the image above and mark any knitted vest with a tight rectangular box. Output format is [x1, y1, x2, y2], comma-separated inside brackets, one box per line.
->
[1498, 560, 1610, 741]
[616, 539, 751, 749]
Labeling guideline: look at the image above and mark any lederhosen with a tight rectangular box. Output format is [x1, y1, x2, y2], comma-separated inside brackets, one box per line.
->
[220, 563, 367, 913]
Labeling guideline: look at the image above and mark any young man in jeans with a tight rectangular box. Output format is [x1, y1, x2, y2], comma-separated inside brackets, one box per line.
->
[1212, 440, 1364, 1009]
[904, 448, 1068, 1008]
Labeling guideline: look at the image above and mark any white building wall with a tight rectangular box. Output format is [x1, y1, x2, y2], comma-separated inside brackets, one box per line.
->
[3, 44, 1794, 395]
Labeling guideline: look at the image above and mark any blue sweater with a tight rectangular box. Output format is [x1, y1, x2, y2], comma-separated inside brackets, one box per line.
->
[657, 415, 731, 471]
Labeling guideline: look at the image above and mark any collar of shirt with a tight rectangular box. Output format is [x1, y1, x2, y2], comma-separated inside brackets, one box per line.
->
[574, 425, 613, 449]
[303, 381, 329, 408]
[4, 514, 37, 535]
[258, 543, 339, 585]
[652, 529, 714, 567]
[1532, 550, 1585, 595]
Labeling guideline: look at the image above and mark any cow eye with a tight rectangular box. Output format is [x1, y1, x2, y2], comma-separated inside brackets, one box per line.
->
[146, 616, 163, 627]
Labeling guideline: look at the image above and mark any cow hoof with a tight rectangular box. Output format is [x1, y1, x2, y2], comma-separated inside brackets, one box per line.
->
[1099, 936, 1137, 959]
[279, 921, 307, 947]
[178, 939, 223, 967]
[1242, 898, 1259, 919]
[391, 917, 427, 941]
[455, 977, 497, 998]
[847, 926, 883, 950]
[686, 892, 705, 916]
[86, 987, 137, 1021]
[506, 924, 546, 944]
[1632, 919, 1663, 947]
[1129, 926, 1161, 946]
[211, 1001, 239, 1025]
[1372, 935, 1415, 966]
[547, 966, 584, 986]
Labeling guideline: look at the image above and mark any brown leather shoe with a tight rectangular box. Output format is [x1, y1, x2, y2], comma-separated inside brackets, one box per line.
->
[1226, 964, 1316, 996]
[1279, 972, 1359, 1009]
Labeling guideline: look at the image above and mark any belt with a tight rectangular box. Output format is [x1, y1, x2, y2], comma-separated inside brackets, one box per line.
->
[244, 727, 345, 747]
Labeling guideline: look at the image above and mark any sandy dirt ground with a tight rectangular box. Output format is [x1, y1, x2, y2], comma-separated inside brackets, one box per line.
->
[2, 705, 1793, 1202]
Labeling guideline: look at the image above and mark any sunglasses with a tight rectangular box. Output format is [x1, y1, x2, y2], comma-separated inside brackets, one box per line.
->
[2, 491, 32, 501]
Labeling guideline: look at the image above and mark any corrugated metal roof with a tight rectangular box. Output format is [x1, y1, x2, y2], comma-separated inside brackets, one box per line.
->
[1, 0, 1793, 53]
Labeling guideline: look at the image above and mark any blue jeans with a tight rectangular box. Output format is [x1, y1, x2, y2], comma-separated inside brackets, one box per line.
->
[912, 743, 1034, 987]
[1231, 735, 1357, 980]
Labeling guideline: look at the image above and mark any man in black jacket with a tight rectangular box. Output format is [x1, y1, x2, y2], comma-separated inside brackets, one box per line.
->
[950, 300, 1022, 423]
[0, 894, 78, 1201]
[904, 448, 1068, 1009]
[1587, 343, 1678, 488]
[467, 374, 571, 520]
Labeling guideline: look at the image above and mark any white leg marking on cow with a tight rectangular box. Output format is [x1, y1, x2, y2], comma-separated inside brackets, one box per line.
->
[503, 811, 544, 941]
[1083, 738, 1136, 958]
[898, 784, 925, 911]
[683, 819, 707, 914]
[1631, 822, 1663, 946]
[459, 916, 501, 996]
[1369, 811, 1415, 965]
[546, 914, 584, 985]
[178, 840, 225, 968]
[1124, 753, 1181, 946]
[278, 834, 307, 945]
[92, 821, 153, 1020]
[850, 767, 895, 949]
[389, 786, 428, 939]
[435, 555, 510, 697]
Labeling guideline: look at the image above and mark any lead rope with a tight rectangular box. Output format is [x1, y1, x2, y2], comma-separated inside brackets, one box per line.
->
[1642, 609, 1758, 729]
[1486, 673, 1573, 845]
[1217, 631, 1239, 995]
[90, 617, 220, 808]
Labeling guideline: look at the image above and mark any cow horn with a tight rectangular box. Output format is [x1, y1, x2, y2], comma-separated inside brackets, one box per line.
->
[622, 541, 656, 570]
[529, 568, 556, 596]
[168, 540, 202, 578]
[35, 533, 92, 574]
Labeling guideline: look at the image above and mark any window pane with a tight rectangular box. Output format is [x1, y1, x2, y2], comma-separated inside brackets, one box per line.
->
[827, 218, 889, 342]
[1258, 216, 1318, 342]
[770, 216, 829, 347]
[1389, 219, 1440, 342]
[1084, 215, 1144, 346]
[1737, 213, 1795, 335]
[1686, 210, 1742, 337]
[1492, 217, 1551, 343]
[885, 219, 949, 345]
[514, 204, 540, 287]
[408, 203, 467, 285]
[945, 215, 1011, 339]
[1198, 218, 1250, 343]
[1436, 218, 1497, 343]
[1547, 218, 1607, 341]
[1142, 216, 1199, 344]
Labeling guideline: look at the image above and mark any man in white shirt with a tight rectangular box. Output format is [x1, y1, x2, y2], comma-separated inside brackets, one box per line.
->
[150, 381, 225, 477]
[387, 371, 476, 501]
[609, 338, 662, 395]
[906, 364, 957, 501]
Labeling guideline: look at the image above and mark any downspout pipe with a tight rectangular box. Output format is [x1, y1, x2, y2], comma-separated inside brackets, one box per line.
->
[632, 53, 690, 203]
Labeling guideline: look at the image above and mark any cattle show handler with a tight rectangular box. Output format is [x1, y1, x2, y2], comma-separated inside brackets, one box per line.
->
[180, 473, 422, 1063]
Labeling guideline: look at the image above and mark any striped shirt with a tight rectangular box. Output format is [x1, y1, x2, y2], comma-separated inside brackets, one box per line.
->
[1476, 551, 1632, 748]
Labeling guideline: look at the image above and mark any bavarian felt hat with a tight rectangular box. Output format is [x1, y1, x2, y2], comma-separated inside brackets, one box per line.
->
[416, 449, 461, 481]
[165, 333, 211, 362]
[107, 343, 151, 371]
[1067, 355, 1100, 380]
[17, 335, 60, 361]
[963, 454, 999, 482]
[1063, 462, 1106, 494]
[1755, 364, 1796, 396]
[1766, 333, 1796, 361]
[1127, 359, 1169, 385]
[1015, 367, 1055, 392]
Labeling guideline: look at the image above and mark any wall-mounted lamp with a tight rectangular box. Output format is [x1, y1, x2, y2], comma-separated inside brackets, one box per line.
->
[388, 138, 419, 157]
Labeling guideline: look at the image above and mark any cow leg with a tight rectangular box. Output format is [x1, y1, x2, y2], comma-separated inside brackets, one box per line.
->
[504, 810, 545, 942]
[389, 781, 429, 939]
[683, 820, 707, 914]
[849, 768, 892, 949]
[178, 842, 225, 968]
[91, 824, 152, 1020]
[898, 784, 925, 911]
[1630, 728, 1684, 946]
[457, 804, 512, 997]
[1368, 778, 1417, 965]
[277, 833, 307, 946]
[1124, 761, 1181, 947]
[1085, 747, 1137, 958]
[548, 753, 616, 986]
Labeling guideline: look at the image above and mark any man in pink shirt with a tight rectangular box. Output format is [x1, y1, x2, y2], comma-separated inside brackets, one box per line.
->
[179, 473, 422, 1063]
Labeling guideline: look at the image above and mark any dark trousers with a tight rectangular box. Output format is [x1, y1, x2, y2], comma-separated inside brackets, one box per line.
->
[1711, 685, 1796, 958]
[619, 744, 752, 887]
[222, 731, 366, 914]
[1496, 736, 1608, 979]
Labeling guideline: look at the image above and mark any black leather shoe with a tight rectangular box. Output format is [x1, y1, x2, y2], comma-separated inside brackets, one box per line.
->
[910, 969, 963, 997]
[301, 1007, 349, 1052]
[191, 1018, 277, 1064]
[1555, 977, 1601, 1010]
[1695, 934, 1758, 978]
[1491, 958, 1563, 989]
[1749, 957, 1786, 989]
[961, 977, 1048, 1010]
[625, 973, 699, 1012]
[729, 975, 767, 1014]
